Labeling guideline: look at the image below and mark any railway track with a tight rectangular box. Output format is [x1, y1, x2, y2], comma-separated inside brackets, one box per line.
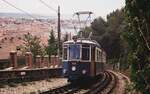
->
[40, 83, 80, 94]
[102, 71, 118, 94]
[81, 71, 117, 94]
[41, 71, 118, 94]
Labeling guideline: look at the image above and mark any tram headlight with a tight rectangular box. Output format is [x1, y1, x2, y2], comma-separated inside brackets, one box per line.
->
[72, 66, 76, 71]
[63, 69, 67, 74]
[82, 70, 86, 74]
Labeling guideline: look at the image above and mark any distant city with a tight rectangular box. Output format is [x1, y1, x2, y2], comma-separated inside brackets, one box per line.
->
[0, 12, 57, 19]
[0, 12, 78, 59]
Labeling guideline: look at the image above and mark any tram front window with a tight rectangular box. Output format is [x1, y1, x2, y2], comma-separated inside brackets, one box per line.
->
[69, 44, 80, 60]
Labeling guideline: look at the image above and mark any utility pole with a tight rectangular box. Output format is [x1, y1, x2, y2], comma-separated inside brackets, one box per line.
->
[57, 6, 61, 57]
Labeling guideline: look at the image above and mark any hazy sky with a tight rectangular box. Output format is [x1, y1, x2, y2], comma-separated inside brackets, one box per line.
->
[0, 0, 125, 19]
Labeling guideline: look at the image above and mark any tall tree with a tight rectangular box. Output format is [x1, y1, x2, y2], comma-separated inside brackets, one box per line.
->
[91, 17, 107, 36]
[22, 33, 42, 63]
[124, 0, 150, 93]
[91, 9, 126, 60]
[46, 29, 57, 61]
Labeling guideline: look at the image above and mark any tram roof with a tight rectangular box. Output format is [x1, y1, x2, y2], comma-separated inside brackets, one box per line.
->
[63, 39, 101, 47]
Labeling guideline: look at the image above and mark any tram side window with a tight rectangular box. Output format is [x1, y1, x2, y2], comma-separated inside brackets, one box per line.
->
[82, 45, 90, 60]
[63, 47, 67, 60]
[96, 48, 101, 62]
[102, 52, 106, 62]
[97, 50, 99, 61]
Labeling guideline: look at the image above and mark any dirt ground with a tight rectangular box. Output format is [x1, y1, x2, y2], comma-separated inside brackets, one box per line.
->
[0, 78, 68, 94]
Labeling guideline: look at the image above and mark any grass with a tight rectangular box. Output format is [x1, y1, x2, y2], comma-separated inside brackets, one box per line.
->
[21, 82, 28, 86]
[8, 82, 17, 87]
[29, 82, 35, 85]
[46, 79, 51, 82]
[23, 91, 36, 94]
[30, 91, 36, 94]
[37, 90, 41, 93]
[23, 92, 29, 94]
[0, 83, 5, 88]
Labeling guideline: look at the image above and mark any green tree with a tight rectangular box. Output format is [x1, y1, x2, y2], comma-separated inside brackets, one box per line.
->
[39, 44, 47, 63]
[86, 9, 130, 70]
[22, 33, 42, 63]
[91, 9, 126, 60]
[91, 17, 107, 35]
[124, 0, 150, 93]
[107, 9, 125, 34]
[46, 29, 57, 62]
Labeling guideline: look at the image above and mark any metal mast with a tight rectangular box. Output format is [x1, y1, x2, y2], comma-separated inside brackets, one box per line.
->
[57, 6, 61, 57]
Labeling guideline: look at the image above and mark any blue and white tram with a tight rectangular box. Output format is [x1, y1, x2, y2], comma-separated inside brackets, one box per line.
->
[62, 36, 106, 82]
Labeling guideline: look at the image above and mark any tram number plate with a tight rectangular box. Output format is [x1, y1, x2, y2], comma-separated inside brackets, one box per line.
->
[72, 62, 77, 65]
[20, 72, 26, 75]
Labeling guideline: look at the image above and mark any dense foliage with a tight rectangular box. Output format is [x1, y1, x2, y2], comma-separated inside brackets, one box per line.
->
[46, 29, 58, 57]
[81, 9, 126, 63]
[21, 33, 42, 62]
[124, 0, 150, 93]
[92, 9, 125, 59]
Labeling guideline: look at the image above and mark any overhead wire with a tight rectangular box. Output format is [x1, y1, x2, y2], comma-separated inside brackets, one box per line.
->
[1, 0, 61, 38]
[60, 15, 78, 38]
[41, 0, 73, 34]
[39, 0, 57, 13]
[1, 0, 37, 19]
[1, 0, 93, 37]
[39, 0, 75, 37]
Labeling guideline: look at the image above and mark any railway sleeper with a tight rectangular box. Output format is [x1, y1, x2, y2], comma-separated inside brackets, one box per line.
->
[101, 72, 118, 94]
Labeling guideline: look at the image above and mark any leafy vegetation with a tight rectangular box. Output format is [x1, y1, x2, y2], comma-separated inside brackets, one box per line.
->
[46, 29, 67, 56]
[124, 0, 150, 93]
[80, 9, 128, 70]
[20, 30, 59, 64]
[45, 29, 58, 62]
[30, 91, 36, 94]
[21, 82, 28, 86]
[0, 83, 5, 88]
[21, 33, 43, 63]
[82, 3, 150, 92]
[8, 82, 17, 87]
